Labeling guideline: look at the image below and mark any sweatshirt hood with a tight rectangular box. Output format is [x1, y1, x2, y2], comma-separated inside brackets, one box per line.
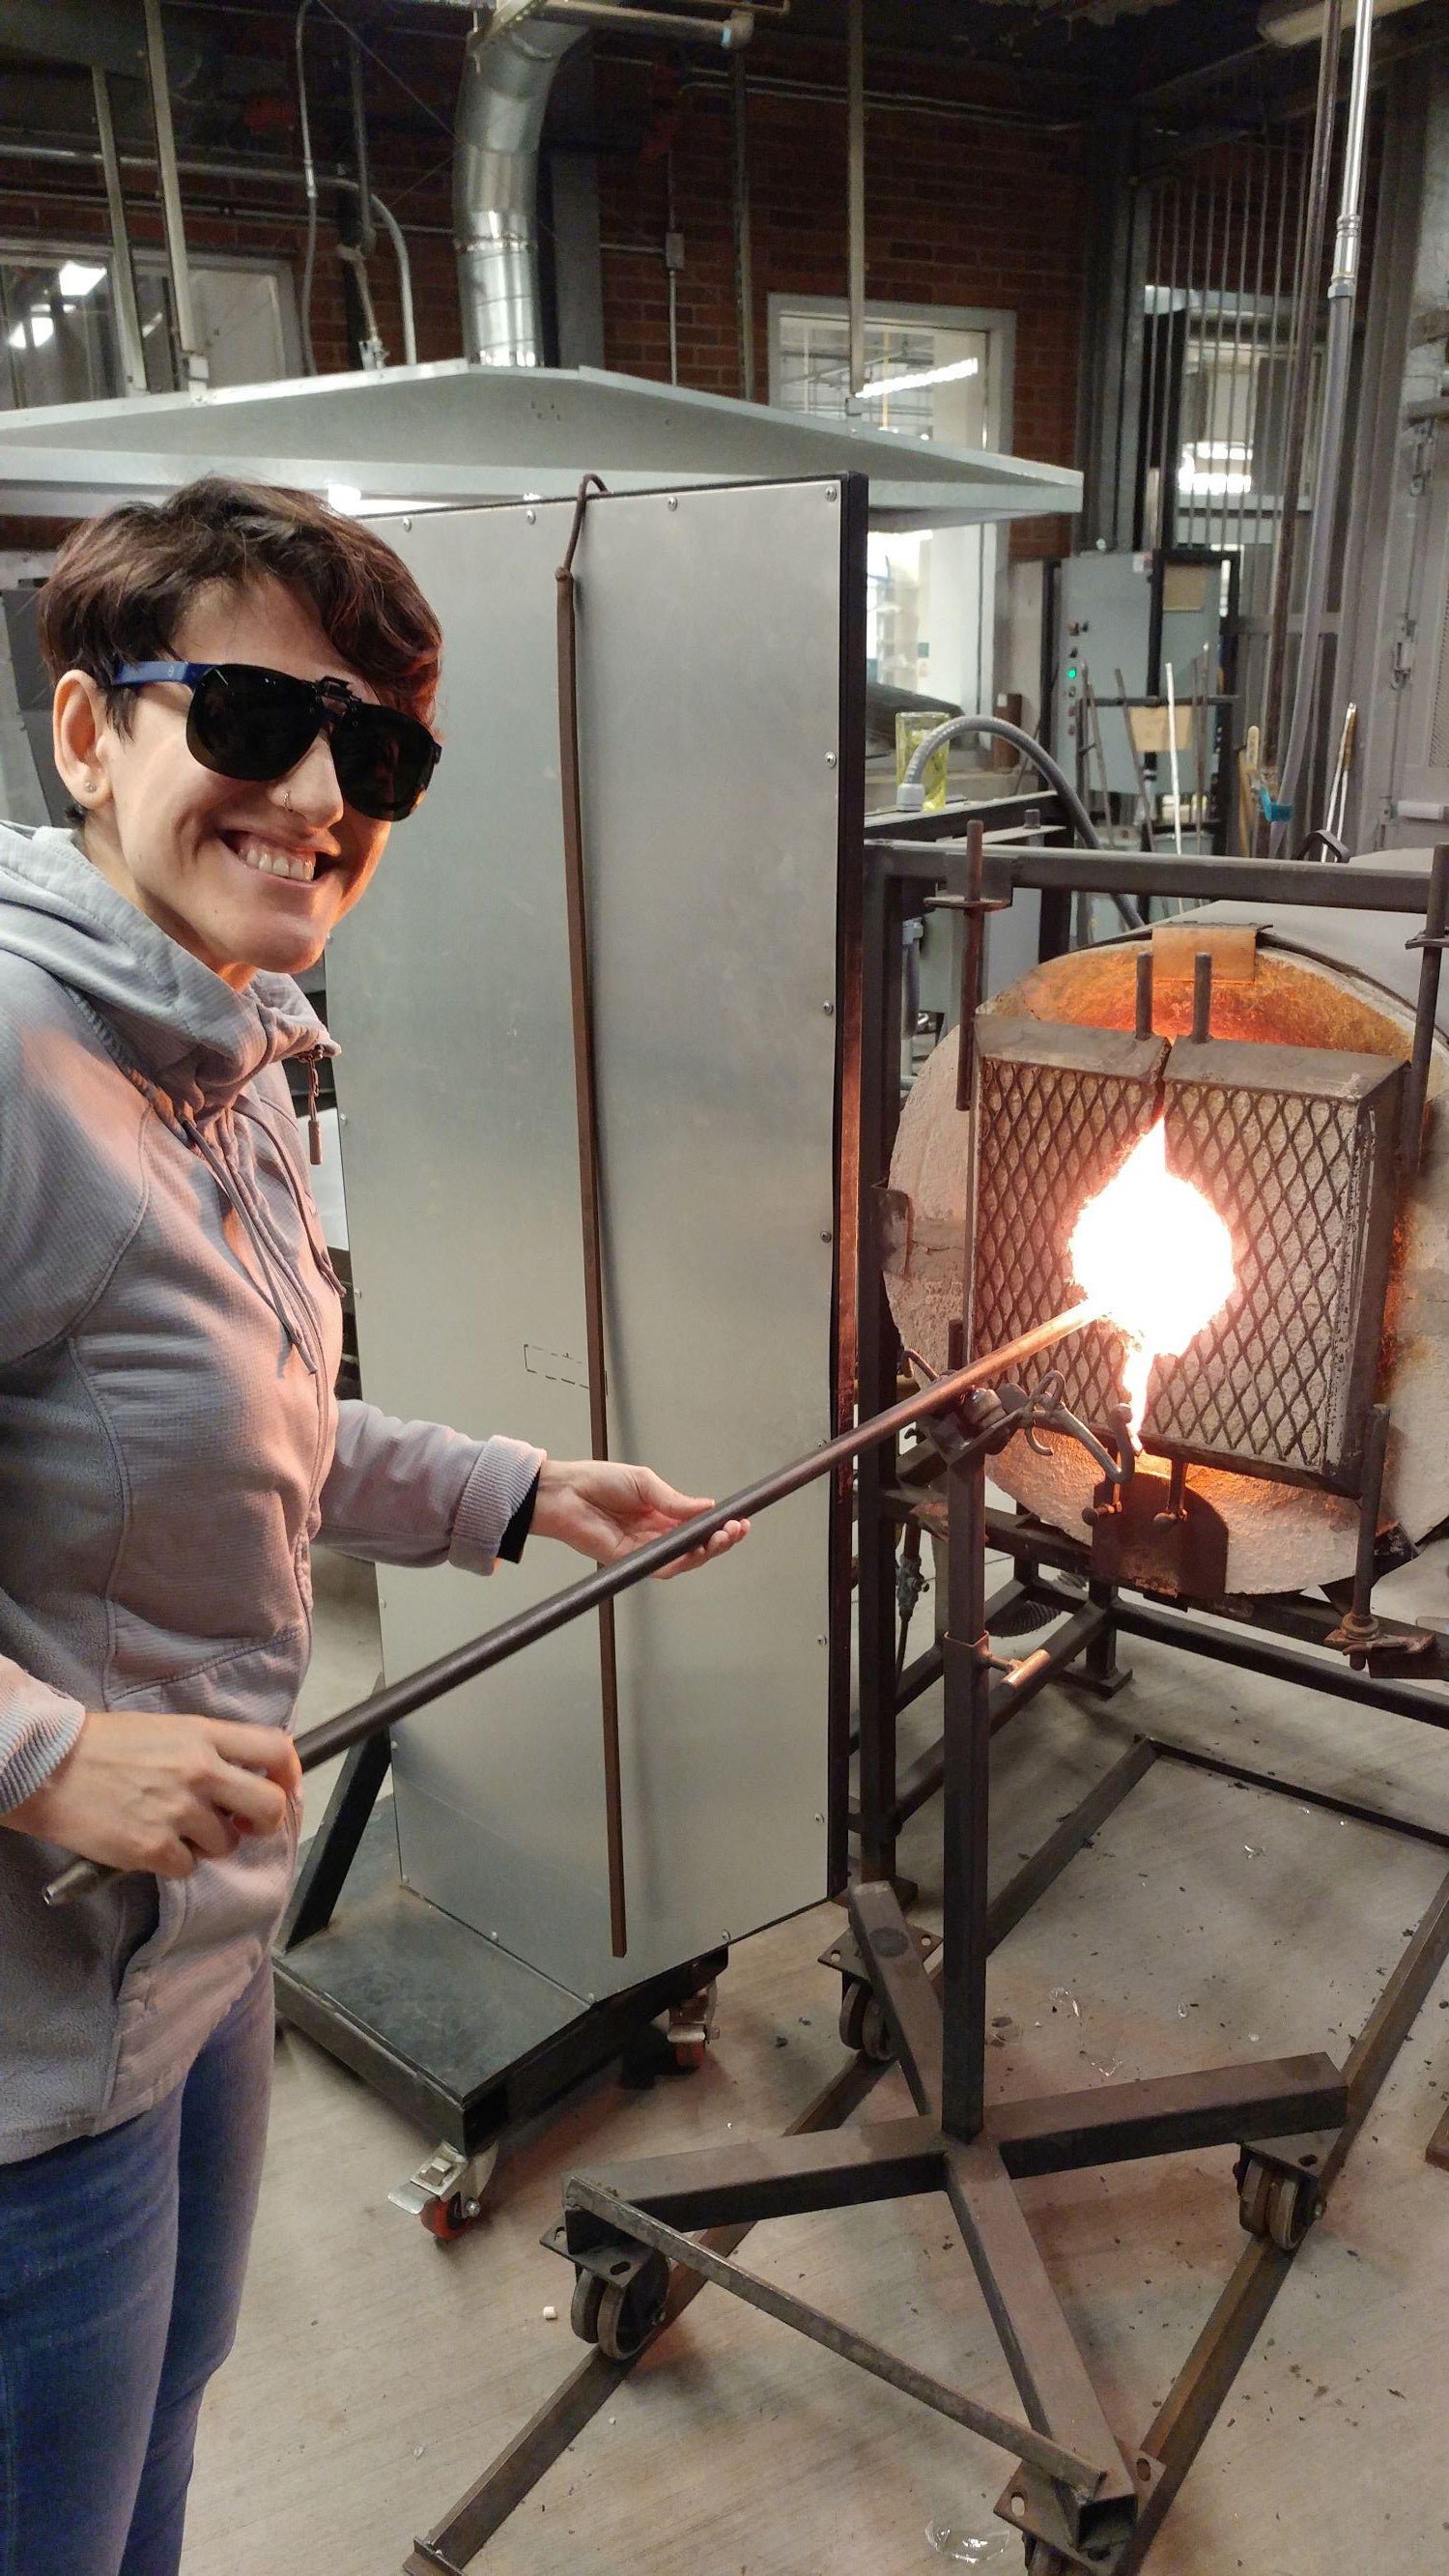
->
[0, 822, 335, 1118]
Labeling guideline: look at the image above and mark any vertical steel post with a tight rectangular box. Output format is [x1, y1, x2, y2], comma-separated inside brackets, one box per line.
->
[846, 0, 866, 398]
[1191, 950, 1214, 1043]
[856, 864, 905, 1886]
[1261, 0, 1343, 786]
[1272, 0, 1378, 848]
[142, 0, 208, 389]
[92, 68, 147, 396]
[940, 1444, 991, 2142]
[1135, 945, 1154, 1040]
[1402, 843, 1449, 1177]
[1350, 1404, 1391, 1625]
[731, 55, 755, 401]
[954, 818, 986, 1111]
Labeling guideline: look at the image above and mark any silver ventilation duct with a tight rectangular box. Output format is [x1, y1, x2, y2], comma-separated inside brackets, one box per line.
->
[455, 12, 587, 368]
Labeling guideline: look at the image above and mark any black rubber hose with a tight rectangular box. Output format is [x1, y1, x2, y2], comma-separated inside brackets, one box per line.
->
[901, 712, 1145, 933]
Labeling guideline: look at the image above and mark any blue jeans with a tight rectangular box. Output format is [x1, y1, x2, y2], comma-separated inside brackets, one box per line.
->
[0, 1961, 273, 2576]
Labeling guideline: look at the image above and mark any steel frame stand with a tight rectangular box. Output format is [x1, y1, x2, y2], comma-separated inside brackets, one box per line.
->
[543, 1440, 1360, 2576]
[399, 830, 1449, 2572]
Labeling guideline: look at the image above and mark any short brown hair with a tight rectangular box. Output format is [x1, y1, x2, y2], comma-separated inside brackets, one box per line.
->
[38, 472, 441, 728]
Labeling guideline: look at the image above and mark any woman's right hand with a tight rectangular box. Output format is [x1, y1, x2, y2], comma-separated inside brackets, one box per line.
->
[0, 1709, 302, 1878]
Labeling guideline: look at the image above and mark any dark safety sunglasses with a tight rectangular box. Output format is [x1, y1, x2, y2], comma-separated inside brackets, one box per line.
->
[111, 661, 442, 822]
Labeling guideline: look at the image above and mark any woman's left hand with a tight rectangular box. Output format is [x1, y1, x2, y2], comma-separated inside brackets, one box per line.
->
[531, 1460, 749, 1577]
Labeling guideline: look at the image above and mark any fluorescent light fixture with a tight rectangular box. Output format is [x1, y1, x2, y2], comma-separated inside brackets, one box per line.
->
[1259, 0, 1425, 48]
[858, 356, 980, 401]
[1179, 460, 1252, 497]
[327, 482, 364, 511]
[57, 261, 106, 298]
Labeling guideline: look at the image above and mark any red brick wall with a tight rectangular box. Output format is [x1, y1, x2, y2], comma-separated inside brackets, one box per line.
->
[594, 42, 1090, 559]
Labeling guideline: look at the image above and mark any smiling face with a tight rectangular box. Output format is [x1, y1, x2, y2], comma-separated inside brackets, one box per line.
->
[52, 574, 391, 989]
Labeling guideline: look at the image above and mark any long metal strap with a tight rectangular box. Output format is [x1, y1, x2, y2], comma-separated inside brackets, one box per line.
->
[565, 2179, 1108, 2495]
[555, 473, 628, 1959]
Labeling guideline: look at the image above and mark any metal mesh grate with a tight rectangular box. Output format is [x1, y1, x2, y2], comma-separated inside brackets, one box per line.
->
[1149, 1082, 1371, 1474]
[971, 1055, 1157, 1427]
[970, 1036, 1400, 1488]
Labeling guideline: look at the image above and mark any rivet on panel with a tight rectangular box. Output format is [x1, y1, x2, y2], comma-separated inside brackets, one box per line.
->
[668, 495, 678, 510]
[826, 485, 838, 501]
[526, 508, 536, 524]
[825, 751, 838, 767]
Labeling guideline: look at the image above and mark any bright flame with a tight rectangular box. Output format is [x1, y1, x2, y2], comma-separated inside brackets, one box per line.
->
[1067, 1121, 1235, 1445]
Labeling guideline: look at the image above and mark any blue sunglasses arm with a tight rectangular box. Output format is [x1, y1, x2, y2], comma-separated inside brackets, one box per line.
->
[110, 663, 210, 689]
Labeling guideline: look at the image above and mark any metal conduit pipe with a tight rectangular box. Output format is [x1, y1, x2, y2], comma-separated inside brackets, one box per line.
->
[0, 134, 417, 373]
[1270, 0, 1378, 852]
[296, 0, 322, 371]
[455, 11, 587, 368]
[1258, 0, 1342, 786]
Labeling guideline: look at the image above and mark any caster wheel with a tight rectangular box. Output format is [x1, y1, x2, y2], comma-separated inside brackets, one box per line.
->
[1238, 2157, 1317, 2251]
[668, 1983, 719, 2072]
[1264, 2168, 1317, 2251]
[593, 2250, 670, 2361]
[838, 1981, 894, 2064]
[419, 2193, 472, 2243]
[571, 2269, 605, 2343]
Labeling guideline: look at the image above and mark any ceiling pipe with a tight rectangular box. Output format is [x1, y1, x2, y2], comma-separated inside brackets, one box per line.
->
[1270, 0, 1378, 848]
[455, 8, 589, 367]
[456, 1, 754, 371]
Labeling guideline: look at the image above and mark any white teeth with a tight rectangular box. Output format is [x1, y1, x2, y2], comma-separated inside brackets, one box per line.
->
[232, 836, 319, 884]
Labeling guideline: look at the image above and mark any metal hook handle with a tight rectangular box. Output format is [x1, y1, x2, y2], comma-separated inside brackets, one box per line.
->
[998, 1370, 1123, 1485]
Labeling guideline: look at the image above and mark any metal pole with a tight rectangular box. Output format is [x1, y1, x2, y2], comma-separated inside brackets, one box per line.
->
[1260, 0, 1343, 787]
[142, 0, 208, 389]
[346, 32, 376, 259]
[556, 479, 627, 1957]
[91, 69, 147, 396]
[940, 1445, 991, 2141]
[954, 817, 985, 1109]
[1271, 0, 1377, 850]
[1192, 949, 1214, 1043]
[1402, 842, 1449, 1176]
[846, 0, 866, 398]
[1234, 144, 1269, 595]
[666, 151, 679, 387]
[43, 1302, 1103, 1908]
[731, 54, 755, 399]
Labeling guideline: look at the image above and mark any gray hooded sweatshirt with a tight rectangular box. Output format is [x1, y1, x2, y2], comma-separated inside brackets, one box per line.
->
[0, 823, 541, 2163]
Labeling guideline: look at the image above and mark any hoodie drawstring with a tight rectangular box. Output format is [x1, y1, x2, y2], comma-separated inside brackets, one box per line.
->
[181, 1114, 320, 1378]
[303, 1049, 323, 1168]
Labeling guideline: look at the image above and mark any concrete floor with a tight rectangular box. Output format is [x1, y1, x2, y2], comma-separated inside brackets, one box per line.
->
[184, 1544, 1449, 2576]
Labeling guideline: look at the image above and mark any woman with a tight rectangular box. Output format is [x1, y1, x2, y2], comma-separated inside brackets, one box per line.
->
[0, 474, 746, 2575]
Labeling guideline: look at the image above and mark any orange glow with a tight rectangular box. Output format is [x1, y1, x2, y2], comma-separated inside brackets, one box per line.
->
[1067, 1121, 1235, 1445]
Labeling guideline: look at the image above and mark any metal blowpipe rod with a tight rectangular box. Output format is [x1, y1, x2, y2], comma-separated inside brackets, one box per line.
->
[44, 1300, 1102, 1906]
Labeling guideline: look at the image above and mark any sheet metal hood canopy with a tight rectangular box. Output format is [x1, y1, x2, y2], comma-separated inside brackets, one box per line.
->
[0, 359, 1080, 530]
